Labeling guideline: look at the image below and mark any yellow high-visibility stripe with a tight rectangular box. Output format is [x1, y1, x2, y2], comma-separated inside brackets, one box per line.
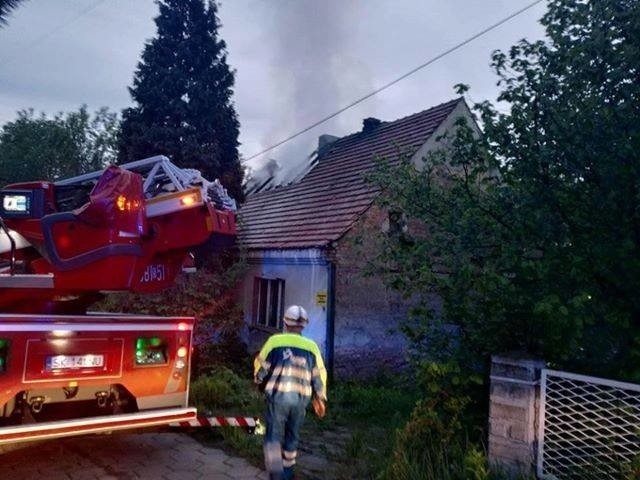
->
[256, 334, 319, 363]
[253, 356, 271, 379]
[254, 333, 328, 400]
[264, 380, 313, 397]
[270, 365, 312, 382]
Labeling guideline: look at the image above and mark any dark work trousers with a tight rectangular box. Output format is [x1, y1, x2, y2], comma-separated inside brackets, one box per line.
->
[263, 395, 307, 480]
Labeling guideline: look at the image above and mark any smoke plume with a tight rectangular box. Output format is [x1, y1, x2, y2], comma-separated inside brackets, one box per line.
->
[259, 1, 375, 181]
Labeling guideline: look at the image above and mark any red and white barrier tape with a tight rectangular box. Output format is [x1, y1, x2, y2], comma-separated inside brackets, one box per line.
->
[170, 416, 259, 428]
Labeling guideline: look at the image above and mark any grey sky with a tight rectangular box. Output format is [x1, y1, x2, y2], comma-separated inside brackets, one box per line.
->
[0, 0, 547, 174]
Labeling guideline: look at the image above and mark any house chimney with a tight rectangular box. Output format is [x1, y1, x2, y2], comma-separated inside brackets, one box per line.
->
[362, 117, 382, 133]
[318, 134, 339, 157]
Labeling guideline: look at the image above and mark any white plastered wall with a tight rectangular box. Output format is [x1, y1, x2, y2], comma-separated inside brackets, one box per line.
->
[410, 99, 480, 169]
[242, 249, 329, 356]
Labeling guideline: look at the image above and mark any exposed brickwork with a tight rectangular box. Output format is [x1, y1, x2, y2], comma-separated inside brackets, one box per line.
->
[333, 206, 410, 379]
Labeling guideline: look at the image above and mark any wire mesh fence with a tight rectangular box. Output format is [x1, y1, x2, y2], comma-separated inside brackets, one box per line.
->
[537, 369, 640, 479]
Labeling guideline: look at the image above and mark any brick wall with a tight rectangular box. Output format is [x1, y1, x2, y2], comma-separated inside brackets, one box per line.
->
[333, 206, 410, 379]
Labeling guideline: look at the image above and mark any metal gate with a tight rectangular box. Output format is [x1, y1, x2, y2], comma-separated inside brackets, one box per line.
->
[537, 369, 640, 479]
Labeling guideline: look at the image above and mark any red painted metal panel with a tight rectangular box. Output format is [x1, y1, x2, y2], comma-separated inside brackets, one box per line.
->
[23, 338, 124, 382]
[0, 314, 194, 423]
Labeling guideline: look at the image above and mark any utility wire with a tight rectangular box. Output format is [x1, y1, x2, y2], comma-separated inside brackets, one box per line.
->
[0, 0, 107, 67]
[245, 0, 544, 162]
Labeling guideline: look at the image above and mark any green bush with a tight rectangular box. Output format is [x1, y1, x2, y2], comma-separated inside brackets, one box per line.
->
[383, 360, 524, 480]
[317, 381, 419, 480]
[624, 455, 640, 480]
[189, 367, 263, 417]
[386, 435, 533, 480]
[188, 368, 265, 466]
[95, 250, 249, 374]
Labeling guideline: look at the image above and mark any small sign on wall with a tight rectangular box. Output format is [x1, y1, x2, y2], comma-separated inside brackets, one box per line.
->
[315, 291, 327, 307]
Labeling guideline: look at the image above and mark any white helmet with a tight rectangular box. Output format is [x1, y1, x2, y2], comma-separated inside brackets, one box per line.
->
[283, 305, 309, 327]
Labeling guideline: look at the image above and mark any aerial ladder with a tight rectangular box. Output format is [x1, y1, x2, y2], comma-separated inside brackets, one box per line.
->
[0, 156, 236, 444]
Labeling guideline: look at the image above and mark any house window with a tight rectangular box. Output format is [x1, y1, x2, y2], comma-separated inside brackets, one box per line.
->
[383, 210, 408, 235]
[252, 277, 285, 330]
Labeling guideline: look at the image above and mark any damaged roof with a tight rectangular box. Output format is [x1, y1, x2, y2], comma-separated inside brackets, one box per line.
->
[238, 98, 463, 250]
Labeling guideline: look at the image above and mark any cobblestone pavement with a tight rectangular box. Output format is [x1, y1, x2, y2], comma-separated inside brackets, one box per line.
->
[0, 430, 267, 480]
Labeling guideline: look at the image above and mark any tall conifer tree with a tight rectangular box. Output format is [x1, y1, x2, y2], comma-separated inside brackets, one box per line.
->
[120, 0, 243, 200]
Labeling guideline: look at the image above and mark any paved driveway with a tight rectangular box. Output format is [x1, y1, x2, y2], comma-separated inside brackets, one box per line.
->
[0, 431, 266, 480]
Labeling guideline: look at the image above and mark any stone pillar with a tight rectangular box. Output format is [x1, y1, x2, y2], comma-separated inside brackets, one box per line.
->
[488, 355, 545, 477]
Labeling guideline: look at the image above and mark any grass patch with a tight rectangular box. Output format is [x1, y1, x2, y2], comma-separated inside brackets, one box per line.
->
[302, 379, 419, 479]
[316, 379, 419, 427]
[384, 437, 535, 480]
[188, 367, 265, 467]
[188, 369, 420, 479]
[185, 363, 637, 478]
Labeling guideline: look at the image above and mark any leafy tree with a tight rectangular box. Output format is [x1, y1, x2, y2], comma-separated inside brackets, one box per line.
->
[120, 0, 243, 200]
[96, 250, 248, 373]
[0, 0, 23, 26]
[372, 0, 640, 380]
[0, 106, 119, 185]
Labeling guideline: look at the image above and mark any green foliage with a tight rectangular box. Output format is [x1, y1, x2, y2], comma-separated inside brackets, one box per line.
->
[370, 0, 640, 381]
[383, 359, 487, 479]
[189, 366, 263, 416]
[213, 425, 264, 464]
[0, 106, 119, 185]
[119, 0, 244, 200]
[311, 381, 419, 480]
[372, 2, 640, 474]
[385, 439, 532, 480]
[384, 362, 529, 480]
[316, 378, 418, 428]
[96, 250, 248, 373]
[624, 455, 640, 480]
[189, 368, 264, 464]
[187, 371, 421, 477]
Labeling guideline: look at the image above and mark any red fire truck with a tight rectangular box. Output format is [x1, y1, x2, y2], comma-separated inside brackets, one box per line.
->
[0, 156, 236, 445]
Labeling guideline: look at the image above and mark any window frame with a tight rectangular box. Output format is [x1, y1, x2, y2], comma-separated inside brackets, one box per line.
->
[251, 276, 286, 332]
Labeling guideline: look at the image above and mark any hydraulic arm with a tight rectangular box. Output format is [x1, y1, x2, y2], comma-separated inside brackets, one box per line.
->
[0, 155, 236, 313]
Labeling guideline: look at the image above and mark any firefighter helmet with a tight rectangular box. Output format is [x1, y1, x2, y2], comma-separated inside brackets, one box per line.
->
[283, 305, 309, 327]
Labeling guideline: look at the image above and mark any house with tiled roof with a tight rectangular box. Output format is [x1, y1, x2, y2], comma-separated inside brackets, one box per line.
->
[238, 98, 475, 378]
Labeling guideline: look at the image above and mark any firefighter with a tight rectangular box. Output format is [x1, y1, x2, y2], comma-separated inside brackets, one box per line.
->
[254, 305, 327, 480]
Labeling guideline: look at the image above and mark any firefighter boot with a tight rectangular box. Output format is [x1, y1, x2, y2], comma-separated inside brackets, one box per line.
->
[283, 466, 295, 480]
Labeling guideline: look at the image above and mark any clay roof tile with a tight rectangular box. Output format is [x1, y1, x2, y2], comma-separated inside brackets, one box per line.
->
[238, 98, 462, 250]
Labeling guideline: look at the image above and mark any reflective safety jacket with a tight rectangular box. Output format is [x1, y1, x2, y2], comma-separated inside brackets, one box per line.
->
[254, 333, 327, 402]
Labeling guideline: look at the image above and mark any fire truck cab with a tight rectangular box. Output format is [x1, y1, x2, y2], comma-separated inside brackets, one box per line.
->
[0, 156, 236, 444]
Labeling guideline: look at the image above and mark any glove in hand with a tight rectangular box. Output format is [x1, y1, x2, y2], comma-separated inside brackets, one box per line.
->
[312, 397, 326, 418]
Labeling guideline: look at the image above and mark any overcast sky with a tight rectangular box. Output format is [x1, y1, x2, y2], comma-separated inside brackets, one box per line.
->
[0, 0, 547, 175]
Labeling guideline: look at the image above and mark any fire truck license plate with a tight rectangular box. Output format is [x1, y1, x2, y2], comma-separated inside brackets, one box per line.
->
[45, 354, 105, 370]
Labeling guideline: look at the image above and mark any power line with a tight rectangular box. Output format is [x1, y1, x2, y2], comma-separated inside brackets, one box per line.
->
[245, 0, 544, 162]
[0, 0, 107, 67]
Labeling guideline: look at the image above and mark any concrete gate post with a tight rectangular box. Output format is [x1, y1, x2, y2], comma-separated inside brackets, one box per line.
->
[487, 355, 545, 477]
